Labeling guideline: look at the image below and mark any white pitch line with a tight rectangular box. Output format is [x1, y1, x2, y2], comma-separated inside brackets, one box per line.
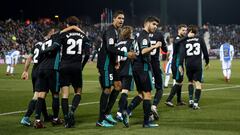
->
[0, 85, 239, 116]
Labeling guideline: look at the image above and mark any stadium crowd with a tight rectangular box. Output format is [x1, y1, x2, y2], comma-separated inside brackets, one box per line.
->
[0, 19, 240, 59]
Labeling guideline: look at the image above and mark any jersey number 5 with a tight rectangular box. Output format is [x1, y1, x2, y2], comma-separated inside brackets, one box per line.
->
[67, 39, 82, 55]
[186, 43, 200, 56]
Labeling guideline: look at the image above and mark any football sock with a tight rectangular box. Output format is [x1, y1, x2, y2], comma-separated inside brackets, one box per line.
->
[25, 99, 37, 117]
[143, 100, 151, 125]
[194, 89, 201, 103]
[227, 69, 231, 79]
[52, 95, 60, 118]
[153, 89, 163, 106]
[35, 97, 44, 119]
[176, 85, 182, 103]
[99, 92, 110, 122]
[71, 94, 81, 113]
[10, 66, 14, 74]
[119, 93, 128, 113]
[166, 85, 177, 102]
[6, 65, 10, 73]
[223, 69, 227, 77]
[165, 74, 170, 87]
[42, 99, 49, 119]
[127, 95, 142, 114]
[61, 98, 69, 118]
[188, 84, 194, 100]
[105, 89, 120, 114]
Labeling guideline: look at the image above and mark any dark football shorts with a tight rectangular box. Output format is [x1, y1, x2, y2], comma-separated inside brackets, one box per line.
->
[60, 66, 82, 90]
[133, 70, 153, 92]
[120, 76, 134, 91]
[35, 69, 60, 94]
[186, 67, 202, 82]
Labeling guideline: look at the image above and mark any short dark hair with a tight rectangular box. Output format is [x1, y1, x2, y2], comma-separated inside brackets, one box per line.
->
[177, 24, 187, 30]
[188, 25, 198, 34]
[113, 10, 124, 18]
[144, 16, 160, 24]
[66, 16, 80, 26]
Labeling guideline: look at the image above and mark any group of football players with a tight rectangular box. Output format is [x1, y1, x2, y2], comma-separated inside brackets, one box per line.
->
[20, 10, 209, 129]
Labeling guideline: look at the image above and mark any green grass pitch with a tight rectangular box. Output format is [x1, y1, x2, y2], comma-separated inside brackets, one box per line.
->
[0, 59, 239, 135]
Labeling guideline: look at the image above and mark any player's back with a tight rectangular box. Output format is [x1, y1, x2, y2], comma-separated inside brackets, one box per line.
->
[116, 39, 134, 76]
[182, 36, 206, 68]
[31, 42, 43, 69]
[39, 33, 61, 70]
[221, 43, 232, 61]
[60, 29, 87, 67]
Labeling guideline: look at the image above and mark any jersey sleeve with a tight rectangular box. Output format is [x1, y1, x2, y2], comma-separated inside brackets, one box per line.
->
[179, 42, 186, 66]
[159, 35, 168, 53]
[219, 45, 223, 61]
[140, 38, 149, 49]
[106, 29, 127, 57]
[174, 36, 187, 45]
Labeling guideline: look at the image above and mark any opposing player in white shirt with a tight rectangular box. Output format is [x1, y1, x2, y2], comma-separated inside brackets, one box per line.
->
[5, 50, 13, 75]
[164, 36, 175, 88]
[219, 42, 234, 82]
[10, 49, 20, 75]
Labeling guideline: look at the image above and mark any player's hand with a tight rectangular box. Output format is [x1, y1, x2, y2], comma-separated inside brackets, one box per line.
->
[205, 63, 210, 70]
[115, 62, 120, 70]
[153, 41, 162, 49]
[21, 71, 28, 80]
[178, 65, 184, 76]
[188, 32, 194, 38]
[127, 51, 136, 59]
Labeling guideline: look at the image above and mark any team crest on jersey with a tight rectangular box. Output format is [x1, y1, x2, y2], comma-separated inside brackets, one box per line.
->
[142, 39, 148, 45]
[109, 38, 114, 45]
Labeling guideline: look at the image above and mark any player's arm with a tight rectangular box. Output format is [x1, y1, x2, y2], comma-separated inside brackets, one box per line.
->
[142, 40, 161, 55]
[106, 30, 135, 59]
[174, 36, 187, 45]
[201, 38, 210, 69]
[21, 54, 32, 80]
[230, 45, 234, 60]
[82, 38, 91, 70]
[219, 45, 223, 61]
[41, 41, 60, 54]
[178, 43, 186, 75]
[60, 26, 85, 34]
[158, 34, 168, 53]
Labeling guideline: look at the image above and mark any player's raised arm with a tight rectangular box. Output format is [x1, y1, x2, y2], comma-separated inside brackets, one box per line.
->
[142, 41, 161, 55]
[60, 25, 85, 34]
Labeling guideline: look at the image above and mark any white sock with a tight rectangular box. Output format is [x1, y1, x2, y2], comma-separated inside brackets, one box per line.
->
[117, 112, 122, 117]
[10, 66, 14, 74]
[223, 69, 227, 78]
[151, 105, 157, 110]
[193, 103, 198, 107]
[6, 65, 10, 73]
[227, 69, 231, 79]
[189, 100, 194, 104]
[164, 74, 170, 87]
[172, 79, 176, 86]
